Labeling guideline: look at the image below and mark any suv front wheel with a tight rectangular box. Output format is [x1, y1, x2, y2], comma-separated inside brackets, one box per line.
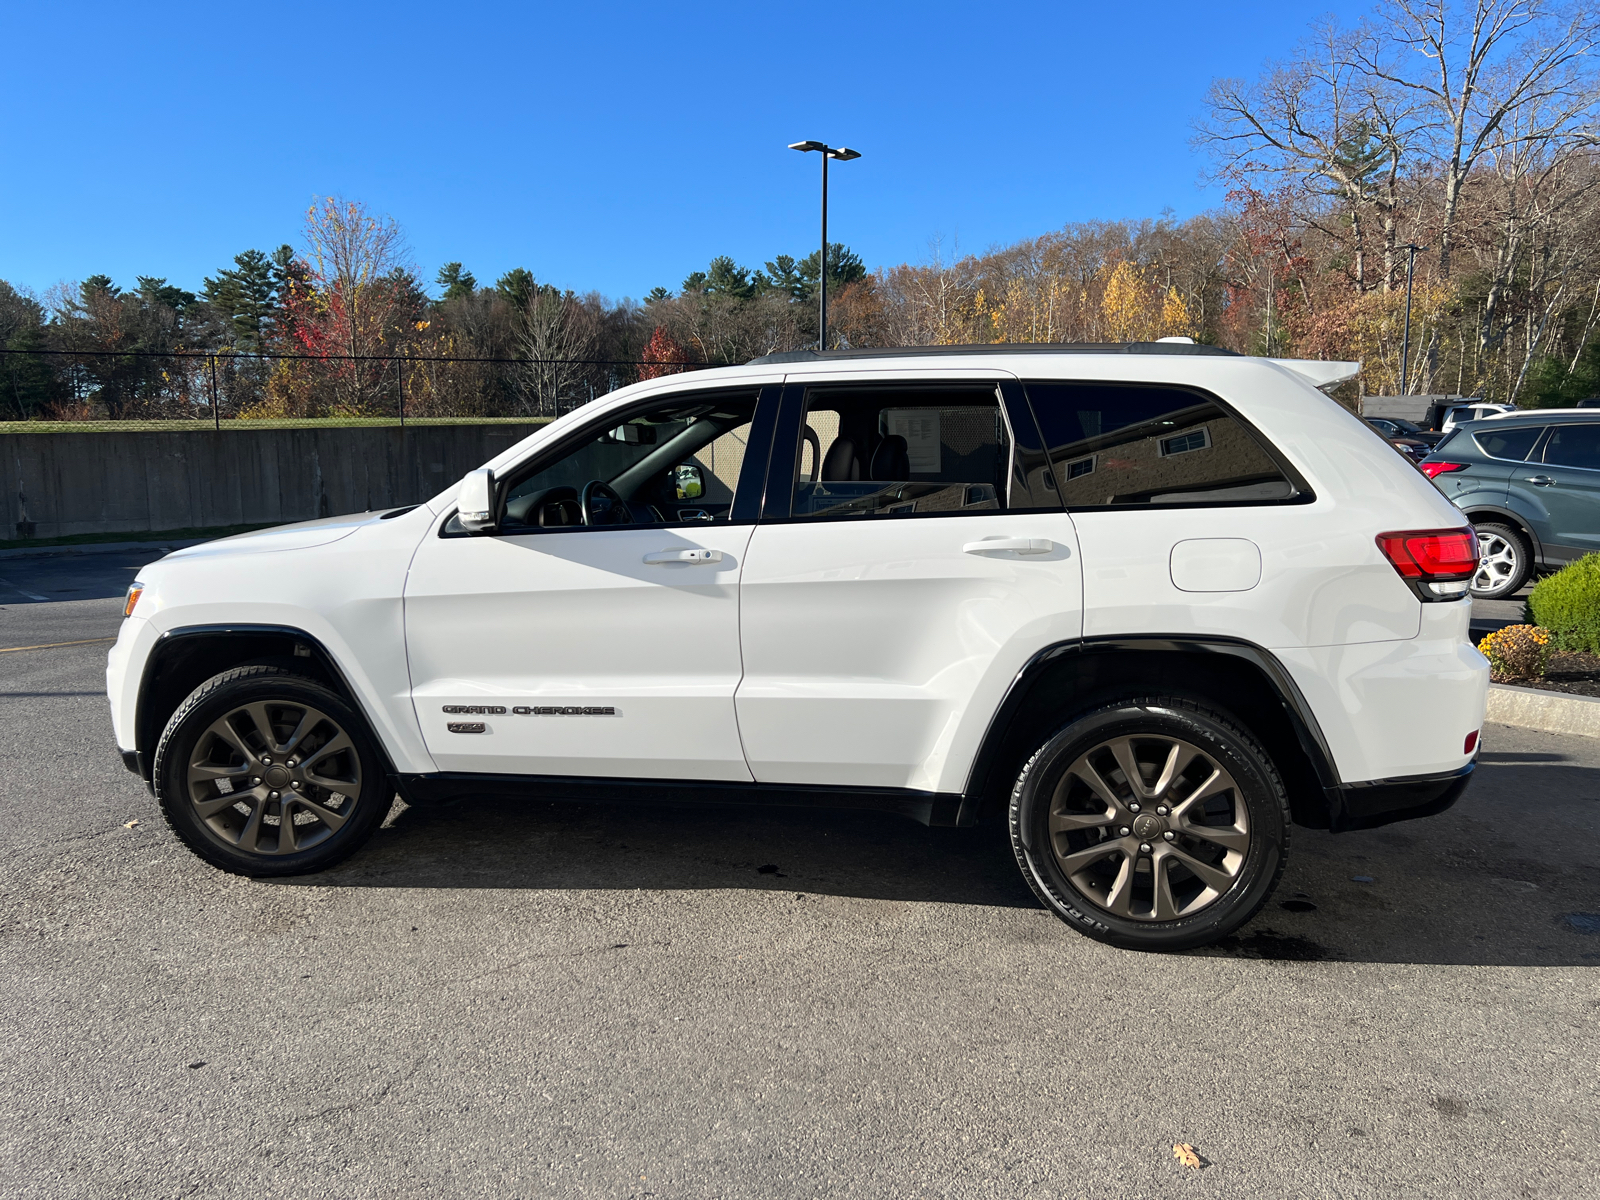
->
[1009, 698, 1289, 951]
[152, 666, 391, 876]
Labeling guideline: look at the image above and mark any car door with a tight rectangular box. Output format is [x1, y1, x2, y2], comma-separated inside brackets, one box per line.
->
[1454, 421, 1542, 515]
[1529, 422, 1600, 561]
[735, 371, 1080, 795]
[404, 383, 780, 780]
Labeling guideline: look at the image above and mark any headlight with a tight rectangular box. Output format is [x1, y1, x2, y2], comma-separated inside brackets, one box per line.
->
[123, 583, 145, 618]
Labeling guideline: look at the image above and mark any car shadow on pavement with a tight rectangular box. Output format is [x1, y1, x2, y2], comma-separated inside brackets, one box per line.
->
[292, 752, 1600, 968]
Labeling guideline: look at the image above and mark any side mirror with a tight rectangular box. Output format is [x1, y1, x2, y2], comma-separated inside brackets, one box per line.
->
[457, 468, 498, 533]
[673, 463, 705, 500]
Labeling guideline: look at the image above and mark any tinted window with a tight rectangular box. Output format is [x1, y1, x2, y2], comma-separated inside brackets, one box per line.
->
[1543, 424, 1600, 471]
[788, 386, 1018, 518]
[1023, 382, 1295, 507]
[447, 391, 758, 533]
[1473, 426, 1543, 462]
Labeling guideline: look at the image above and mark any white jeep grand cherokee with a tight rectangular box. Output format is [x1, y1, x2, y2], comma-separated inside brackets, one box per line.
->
[107, 344, 1489, 951]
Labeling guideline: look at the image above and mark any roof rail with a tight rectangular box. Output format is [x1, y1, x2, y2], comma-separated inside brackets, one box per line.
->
[746, 342, 1241, 366]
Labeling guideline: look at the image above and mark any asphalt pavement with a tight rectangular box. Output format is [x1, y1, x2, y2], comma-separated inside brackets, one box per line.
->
[1, 548, 1598, 1199]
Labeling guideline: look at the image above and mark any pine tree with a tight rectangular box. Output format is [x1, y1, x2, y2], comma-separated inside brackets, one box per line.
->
[436, 262, 476, 303]
[204, 250, 279, 351]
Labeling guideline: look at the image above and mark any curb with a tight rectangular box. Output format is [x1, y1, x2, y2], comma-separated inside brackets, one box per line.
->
[0, 539, 208, 560]
[1487, 683, 1600, 738]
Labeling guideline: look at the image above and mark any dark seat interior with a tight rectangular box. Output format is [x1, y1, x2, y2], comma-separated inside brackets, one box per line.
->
[870, 434, 910, 480]
[821, 437, 862, 482]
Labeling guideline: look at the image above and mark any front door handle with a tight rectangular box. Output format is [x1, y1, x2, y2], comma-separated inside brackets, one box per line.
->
[643, 548, 723, 565]
[963, 537, 1054, 556]
[1525, 475, 1555, 486]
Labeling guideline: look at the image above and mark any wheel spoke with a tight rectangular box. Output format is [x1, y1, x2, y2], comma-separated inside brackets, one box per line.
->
[1179, 820, 1250, 852]
[1050, 807, 1114, 834]
[1107, 738, 1150, 800]
[303, 731, 354, 772]
[1101, 851, 1137, 917]
[202, 716, 258, 766]
[1165, 843, 1239, 893]
[1168, 765, 1235, 820]
[1150, 741, 1197, 800]
[234, 799, 265, 851]
[292, 794, 349, 832]
[194, 789, 255, 819]
[273, 801, 298, 854]
[1066, 754, 1124, 812]
[279, 708, 321, 757]
[1150, 850, 1179, 920]
[189, 761, 250, 781]
[240, 703, 281, 755]
[1057, 839, 1124, 876]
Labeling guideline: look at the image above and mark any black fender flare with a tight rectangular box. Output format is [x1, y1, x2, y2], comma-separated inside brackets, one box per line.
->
[957, 634, 1343, 826]
[131, 623, 381, 781]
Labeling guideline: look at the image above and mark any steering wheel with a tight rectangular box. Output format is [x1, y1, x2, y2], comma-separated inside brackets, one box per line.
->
[579, 479, 635, 527]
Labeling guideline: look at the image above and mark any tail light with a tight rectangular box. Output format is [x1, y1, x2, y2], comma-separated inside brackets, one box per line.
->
[1376, 528, 1479, 599]
[1420, 461, 1468, 479]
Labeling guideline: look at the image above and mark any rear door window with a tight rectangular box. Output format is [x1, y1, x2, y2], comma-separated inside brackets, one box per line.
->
[779, 384, 1041, 519]
[1022, 381, 1299, 507]
[1542, 424, 1600, 471]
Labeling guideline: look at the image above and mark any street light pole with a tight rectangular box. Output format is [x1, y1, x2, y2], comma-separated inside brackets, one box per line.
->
[789, 140, 861, 351]
[1399, 242, 1426, 396]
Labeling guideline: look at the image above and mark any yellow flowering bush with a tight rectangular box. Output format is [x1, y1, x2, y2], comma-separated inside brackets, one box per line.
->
[1477, 624, 1553, 681]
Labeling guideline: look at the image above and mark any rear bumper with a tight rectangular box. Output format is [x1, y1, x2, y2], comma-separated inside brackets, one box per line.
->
[1328, 762, 1475, 831]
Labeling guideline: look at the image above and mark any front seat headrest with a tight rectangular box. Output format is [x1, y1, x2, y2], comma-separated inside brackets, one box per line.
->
[870, 434, 910, 480]
[821, 437, 861, 481]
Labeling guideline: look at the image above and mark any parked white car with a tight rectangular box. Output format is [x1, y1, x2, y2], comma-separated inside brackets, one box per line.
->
[1442, 402, 1517, 430]
[107, 344, 1489, 950]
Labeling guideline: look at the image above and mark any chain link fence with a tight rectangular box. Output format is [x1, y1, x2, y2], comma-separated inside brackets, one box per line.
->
[0, 349, 708, 432]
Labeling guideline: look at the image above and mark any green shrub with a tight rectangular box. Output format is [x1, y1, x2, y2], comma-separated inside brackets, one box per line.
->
[1527, 554, 1600, 654]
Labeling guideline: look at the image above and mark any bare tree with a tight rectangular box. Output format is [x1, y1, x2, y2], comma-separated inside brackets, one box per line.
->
[516, 283, 598, 416]
[1200, 20, 1422, 292]
[1354, 0, 1599, 281]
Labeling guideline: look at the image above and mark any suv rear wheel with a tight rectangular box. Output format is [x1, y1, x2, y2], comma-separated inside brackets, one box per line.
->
[1008, 697, 1288, 951]
[1471, 522, 1530, 599]
[152, 666, 390, 876]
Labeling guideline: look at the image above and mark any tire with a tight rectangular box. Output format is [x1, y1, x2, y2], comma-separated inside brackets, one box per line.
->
[1008, 697, 1289, 951]
[152, 665, 391, 877]
[1471, 522, 1531, 599]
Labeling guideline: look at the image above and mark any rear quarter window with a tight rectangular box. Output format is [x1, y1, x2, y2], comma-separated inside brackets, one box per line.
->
[1022, 381, 1299, 507]
[1473, 426, 1543, 461]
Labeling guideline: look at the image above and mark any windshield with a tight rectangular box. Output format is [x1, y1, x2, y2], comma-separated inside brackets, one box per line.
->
[1392, 418, 1422, 434]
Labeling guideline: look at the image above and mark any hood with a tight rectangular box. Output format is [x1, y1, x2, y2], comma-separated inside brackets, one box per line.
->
[162, 510, 388, 560]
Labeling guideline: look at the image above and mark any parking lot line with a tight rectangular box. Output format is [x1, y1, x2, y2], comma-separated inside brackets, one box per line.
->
[0, 637, 117, 654]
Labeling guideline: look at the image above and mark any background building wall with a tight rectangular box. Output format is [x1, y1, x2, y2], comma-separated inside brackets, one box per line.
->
[2, 425, 545, 539]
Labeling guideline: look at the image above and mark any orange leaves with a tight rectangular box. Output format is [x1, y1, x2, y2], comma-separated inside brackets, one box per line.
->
[1172, 1142, 1204, 1169]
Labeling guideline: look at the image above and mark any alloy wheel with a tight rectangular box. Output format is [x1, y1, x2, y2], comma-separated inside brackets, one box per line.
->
[185, 701, 363, 856]
[1047, 734, 1250, 921]
[1473, 530, 1521, 596]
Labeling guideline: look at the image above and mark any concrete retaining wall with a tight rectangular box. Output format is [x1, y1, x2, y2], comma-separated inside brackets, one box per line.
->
[3, 424, 545, 540]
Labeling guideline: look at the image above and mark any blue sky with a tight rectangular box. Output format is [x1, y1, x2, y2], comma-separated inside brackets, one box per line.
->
[0, 1, 1369, 302]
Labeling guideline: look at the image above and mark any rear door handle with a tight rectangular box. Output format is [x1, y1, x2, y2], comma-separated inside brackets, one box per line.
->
[643, 548, 723, 564]
[1525, 475, 1554, 486]
[963, 537, 1054, 555]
